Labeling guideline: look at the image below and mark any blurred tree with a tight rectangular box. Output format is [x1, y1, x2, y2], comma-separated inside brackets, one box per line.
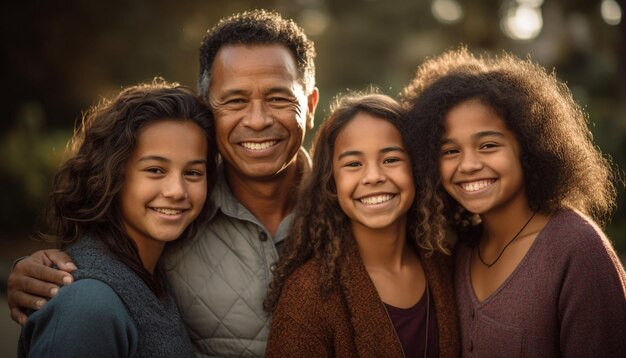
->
[1, 0, 624, 251]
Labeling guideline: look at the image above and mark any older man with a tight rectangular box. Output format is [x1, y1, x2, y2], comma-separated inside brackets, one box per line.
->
[7, 10, 319, 357]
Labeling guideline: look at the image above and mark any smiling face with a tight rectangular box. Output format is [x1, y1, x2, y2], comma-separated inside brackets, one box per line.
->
[332, 113, 415, 233]
[120, 120, 208, 257]
[439, 99, 526, 216]
[208, 44, 318, 182]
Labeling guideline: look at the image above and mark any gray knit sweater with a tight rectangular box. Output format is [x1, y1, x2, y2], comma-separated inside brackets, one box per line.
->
[20, 236, 194, 357]
[455, 210, 626, 357]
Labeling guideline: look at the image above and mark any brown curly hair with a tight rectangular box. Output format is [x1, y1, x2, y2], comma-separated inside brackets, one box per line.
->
[265, 91, 450, 313]
[401, 47, 619, 242]
[44, 78, 218, 298]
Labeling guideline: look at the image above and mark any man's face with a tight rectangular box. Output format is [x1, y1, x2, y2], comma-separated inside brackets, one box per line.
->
[208, 44, 318, 182]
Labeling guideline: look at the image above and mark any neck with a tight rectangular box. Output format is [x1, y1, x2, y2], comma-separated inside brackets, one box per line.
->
[480, 198, 533, 246]
[353, 218, 412, 272]
[225, 162, 301, 237]
[134, 240, 165, 274]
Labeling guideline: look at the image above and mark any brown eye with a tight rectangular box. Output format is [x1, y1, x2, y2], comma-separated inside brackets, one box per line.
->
[383, 157, 401, 164]
[479, 143, 498, 150]
[145, 167, 165, 174]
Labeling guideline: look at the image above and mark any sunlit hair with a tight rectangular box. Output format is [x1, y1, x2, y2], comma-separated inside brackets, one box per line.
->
[198, 9, 316, 100]
[44, 78, 218, 297]
[401, 47, 619, 242]
[265, 91, 449, 313]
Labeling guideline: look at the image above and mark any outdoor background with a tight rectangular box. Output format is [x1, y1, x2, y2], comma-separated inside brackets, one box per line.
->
[1, 0, 624, 354]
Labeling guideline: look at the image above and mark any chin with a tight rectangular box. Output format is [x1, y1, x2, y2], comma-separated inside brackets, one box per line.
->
[153, 231, 186, 243]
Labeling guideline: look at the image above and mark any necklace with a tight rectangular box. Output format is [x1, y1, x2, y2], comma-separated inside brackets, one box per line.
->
[477, 212, 536, 268]
[382, 283, 430, 357]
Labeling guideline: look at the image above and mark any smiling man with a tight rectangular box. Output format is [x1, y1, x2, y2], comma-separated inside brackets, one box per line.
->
[7, 10, 319, 357]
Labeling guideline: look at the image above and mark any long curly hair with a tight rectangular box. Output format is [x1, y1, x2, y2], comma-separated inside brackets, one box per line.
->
[401, 47, 619, 242]
[265, 91, 450, 313]
[44, 78, 218, 297]
[198, 9, 316, 99]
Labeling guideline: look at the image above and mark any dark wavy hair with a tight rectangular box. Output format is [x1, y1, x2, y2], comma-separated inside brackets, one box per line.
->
[265, 91, 450, 313]
[198, 9, 316, 100]
[45, 78, 218, 298]
[401, 47, 619, 242]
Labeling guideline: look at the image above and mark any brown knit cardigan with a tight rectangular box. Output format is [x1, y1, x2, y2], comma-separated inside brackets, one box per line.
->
[266, 241, 460, 357]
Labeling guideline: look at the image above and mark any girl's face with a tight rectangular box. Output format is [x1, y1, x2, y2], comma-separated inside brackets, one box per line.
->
[120, 120, 208, 253]
[439, 99, 525, 216]
[332, 113, 415, 232]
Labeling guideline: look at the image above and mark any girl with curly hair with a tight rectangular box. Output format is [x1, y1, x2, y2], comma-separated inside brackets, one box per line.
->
[264, 92, 459, 357]
[403, 48, 626, 357]
[19, 79, 218, 357]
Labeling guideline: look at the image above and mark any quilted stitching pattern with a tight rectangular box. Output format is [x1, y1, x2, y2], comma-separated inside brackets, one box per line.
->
[165, 214, 279, 357]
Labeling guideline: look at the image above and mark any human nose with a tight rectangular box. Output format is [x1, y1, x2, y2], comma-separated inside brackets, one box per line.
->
[361, 163, 386, 185]
[458, 151, 483, 174]
[242, 99, 273, 130]
[162, 174, 187, 200]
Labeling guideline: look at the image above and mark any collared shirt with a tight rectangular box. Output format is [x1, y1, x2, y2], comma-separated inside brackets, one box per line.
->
[163, 149, 310, 357]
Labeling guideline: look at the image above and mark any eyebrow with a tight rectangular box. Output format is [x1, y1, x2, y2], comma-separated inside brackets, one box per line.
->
[216, 89, 249, 99]
[473, 130, 505, 139]
[263, 87, 296, 96]
[138, 155, 207, 165]
[441, 130, 505, 145]
[337, 146, 405, 161]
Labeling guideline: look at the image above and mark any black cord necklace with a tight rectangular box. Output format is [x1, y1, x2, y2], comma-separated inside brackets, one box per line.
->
[477, 212, 536, 268]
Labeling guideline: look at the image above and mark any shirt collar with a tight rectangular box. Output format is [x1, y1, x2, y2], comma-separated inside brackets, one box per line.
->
[208, 148, 311, 243]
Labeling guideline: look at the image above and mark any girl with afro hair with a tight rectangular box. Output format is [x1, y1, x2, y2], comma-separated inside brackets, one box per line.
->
[403, 47, 626, 357]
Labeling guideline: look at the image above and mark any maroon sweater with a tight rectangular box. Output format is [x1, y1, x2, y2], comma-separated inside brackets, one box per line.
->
[266, 241, 460, 357]
[455, 210, 626, 357]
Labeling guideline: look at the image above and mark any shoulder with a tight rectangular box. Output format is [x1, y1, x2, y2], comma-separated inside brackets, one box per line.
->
[23, 279, 138, 357]
[48, 279, 130, 316]
[280, 260, 326, 303]
[274, 259, 340, 322]
[422, 249, 455, 291]
[268, 260, 337, 355]
[426, 249, 455, 270]
[30, 279, 134, 327]
[543, 210, 613, 256]
[546, 210, 601, 236]
[541, 210, 625, 284]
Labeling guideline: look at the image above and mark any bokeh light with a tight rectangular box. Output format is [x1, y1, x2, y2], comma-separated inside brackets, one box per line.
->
[601, 0, 622, 25]
[501, 2, 543, 40]
[431, 0, 464, 24]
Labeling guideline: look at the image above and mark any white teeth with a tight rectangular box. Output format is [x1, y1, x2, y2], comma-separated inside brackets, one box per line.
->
[241, 141, 277, 150]
[360, 194, 394, 205]
[460, 180, 494, 192]
[153, 208, 183, 215]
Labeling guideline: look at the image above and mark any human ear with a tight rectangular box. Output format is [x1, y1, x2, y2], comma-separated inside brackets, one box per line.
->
[305, 87, 319, 130]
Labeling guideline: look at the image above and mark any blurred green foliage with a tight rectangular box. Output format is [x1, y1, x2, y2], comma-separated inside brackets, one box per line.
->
[1, 0, 624, 252]
[0, 102, 71, 229]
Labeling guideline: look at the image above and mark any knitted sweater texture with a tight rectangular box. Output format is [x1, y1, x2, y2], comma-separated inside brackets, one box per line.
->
[19, 237, 195, 357]
[266, 240, 460, 357]
[455, 210, 626, 357]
